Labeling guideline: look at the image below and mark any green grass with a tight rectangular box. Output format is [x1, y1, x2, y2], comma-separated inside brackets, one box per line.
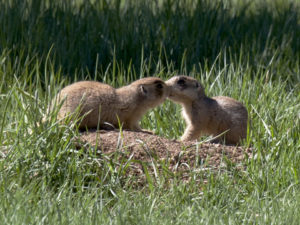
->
[0, 0, 300, 224]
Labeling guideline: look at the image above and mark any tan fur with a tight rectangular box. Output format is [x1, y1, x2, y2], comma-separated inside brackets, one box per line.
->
[55, 77, 169, 130]
[166, 75, 248, 145]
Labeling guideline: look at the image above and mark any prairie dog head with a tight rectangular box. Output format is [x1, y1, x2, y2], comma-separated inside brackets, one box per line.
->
[130, 77, 169, 107]
[166, 75, 205, 104]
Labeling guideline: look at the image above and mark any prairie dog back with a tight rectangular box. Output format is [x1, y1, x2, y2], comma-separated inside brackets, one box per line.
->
[211, 96, 248, 143]
[57, 81, 118, 128]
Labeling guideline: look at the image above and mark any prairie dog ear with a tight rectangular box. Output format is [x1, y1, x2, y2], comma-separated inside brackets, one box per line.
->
[197, 83, 205, 96]
[140, 85, 148, 95]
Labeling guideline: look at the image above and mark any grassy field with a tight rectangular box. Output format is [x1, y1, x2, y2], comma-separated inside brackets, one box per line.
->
[0, 0, 300, 224]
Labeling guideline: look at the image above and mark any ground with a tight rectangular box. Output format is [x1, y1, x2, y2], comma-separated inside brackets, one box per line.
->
[78, 130, 252, 183]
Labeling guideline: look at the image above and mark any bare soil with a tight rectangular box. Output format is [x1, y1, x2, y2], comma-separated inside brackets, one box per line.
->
[78, 129, 252, 182]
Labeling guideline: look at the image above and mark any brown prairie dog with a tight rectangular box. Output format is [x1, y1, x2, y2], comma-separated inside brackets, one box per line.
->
[55, 77, 169, 131]
[166, 75, 248, 145]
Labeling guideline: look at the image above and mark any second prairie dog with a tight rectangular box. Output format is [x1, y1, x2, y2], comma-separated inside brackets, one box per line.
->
[166, 75, 248, 145]
[56, 77, 169, 131]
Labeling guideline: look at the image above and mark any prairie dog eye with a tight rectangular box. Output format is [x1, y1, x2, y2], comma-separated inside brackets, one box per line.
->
[195, 82, 199, 88]
[177, 79, 185, 86]
[156, 83, 163, 89]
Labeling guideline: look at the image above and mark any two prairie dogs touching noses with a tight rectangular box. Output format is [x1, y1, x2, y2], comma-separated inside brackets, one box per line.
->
[56, 75, 248, 145]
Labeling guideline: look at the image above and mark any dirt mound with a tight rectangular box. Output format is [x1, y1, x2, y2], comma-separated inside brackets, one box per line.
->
[78, 130, 252, 178]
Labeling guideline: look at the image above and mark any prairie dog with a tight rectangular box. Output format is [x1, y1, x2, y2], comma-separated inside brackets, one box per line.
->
[166, 75, 248, 145]
[55, 77, 169, 130]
